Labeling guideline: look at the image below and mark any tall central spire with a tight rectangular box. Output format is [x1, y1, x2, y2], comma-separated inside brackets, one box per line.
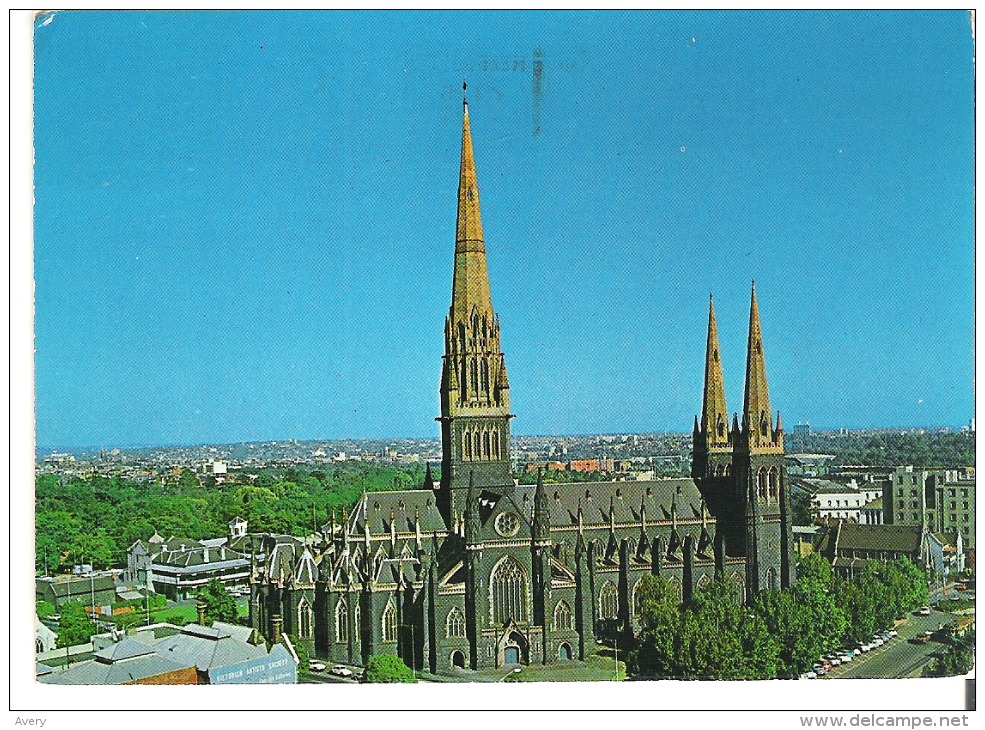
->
[701, 294, 729, 444]
[437, 90, 514, 523]
[451, 91, 494, 324]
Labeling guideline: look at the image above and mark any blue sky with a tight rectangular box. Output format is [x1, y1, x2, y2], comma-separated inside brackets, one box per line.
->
[34, 11, 975, 450]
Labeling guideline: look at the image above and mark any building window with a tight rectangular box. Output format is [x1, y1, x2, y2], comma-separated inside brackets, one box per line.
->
[553, 600, 573, 631]
[298, 598, 313, 640]
[632, 579, 645, 618]
[336, 600, 348, 643]
[766, 567, 778, 591]
[446, 606, 465, 639]
[382, 601, 397, 643]
[482, 431, 491, 460]
[599, 582, 619, 620]
[491, 557, 527, 625]
[732, 572, 746, 604]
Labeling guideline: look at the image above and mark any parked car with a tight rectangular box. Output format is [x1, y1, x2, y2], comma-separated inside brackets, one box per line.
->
[918, 606, 932, 616]
[839, 653, 854, 663]
[799, 671, 817, 680]
[331, 665, 354, 678]
[887, 629, 899, 638]
[308, 661, 327, 672]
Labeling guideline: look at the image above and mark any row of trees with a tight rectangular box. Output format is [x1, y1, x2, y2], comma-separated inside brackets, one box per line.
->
[628, 554, 930, 680]
[786, 431, 974, 469]
[35, 463, 425, 573]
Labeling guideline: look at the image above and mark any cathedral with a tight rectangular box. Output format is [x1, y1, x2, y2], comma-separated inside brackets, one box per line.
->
[249, 93, 796, 674]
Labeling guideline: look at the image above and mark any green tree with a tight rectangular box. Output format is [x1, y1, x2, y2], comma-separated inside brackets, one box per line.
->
[630, 576, 779, 680]
[798, 553, 834, 592]
[36, 600, 56, 619]
[56, 601, 97, 648]
[923, 631, 975, 678]
[196, 579, 238, 625]
[754, 579, 846, 677]
[289, 635, 309, 676]
[364, 654, 417, 683]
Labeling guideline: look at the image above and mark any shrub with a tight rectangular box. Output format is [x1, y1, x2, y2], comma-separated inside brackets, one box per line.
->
[364, 654, 416, 683]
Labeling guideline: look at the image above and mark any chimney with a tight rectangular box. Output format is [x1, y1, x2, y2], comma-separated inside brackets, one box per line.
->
[271, 614, 283, 643]
[197, 602, 207, 626]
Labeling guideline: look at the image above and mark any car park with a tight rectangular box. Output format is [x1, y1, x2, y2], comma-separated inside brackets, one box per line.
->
[331, 665, 354, 677]
[309, 661, 327, 672]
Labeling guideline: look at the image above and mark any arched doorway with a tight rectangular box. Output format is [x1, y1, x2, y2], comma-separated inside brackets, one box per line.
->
[558, 643, 572, 661]
[451, 650, 466, 669]
[497, 628, 529, 667]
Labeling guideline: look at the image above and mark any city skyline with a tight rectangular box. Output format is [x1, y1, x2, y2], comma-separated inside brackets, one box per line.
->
[34, 11, 975, 450]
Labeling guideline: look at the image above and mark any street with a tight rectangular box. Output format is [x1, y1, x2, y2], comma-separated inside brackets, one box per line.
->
[822, 585, 973, 680]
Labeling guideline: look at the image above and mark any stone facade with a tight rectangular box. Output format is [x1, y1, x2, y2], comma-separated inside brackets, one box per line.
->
[248, 95, 795, 674]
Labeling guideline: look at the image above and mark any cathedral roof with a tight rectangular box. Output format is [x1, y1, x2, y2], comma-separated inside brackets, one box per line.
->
[509, 478, 708, 530]
[348, 490, 447, 536]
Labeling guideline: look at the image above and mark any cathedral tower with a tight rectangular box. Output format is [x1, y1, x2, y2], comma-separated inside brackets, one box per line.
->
[733, 284, 795, 593]
[693, 294, 732, 483]
[436, 90, 514, 524]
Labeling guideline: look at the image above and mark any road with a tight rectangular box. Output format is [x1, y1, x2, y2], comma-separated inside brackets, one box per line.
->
[822, 586, 974, 680]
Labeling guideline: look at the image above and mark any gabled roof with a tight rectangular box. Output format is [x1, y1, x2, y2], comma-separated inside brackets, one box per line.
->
[833, 524, 923, 554]
[93, 638, 156, 663]
[349, 490, 447, 536]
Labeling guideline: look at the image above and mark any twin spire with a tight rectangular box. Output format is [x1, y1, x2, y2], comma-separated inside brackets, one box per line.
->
[698, 283, 782, 452]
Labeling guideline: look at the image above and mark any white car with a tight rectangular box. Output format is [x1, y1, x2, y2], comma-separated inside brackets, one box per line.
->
[331, 665, 354, 678]
[918, 606, 932, 616]
[309, 661, 327, 672]
[840, 654, 854, 663]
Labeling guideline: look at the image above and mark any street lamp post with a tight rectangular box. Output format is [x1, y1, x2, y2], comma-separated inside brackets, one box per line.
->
[499, 667, 522, 682]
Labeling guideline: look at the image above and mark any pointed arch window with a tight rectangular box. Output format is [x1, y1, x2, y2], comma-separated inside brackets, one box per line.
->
[482, 431, 491, 460]
[354, 604, 361, 636]
[298, 598, 313, 640]
[553, 600, 573, 631]
[766, 567, 778, 592]
[769, 468, 780, 499]
[732, 572, 746, 604]
[599, 582, 619, 620]
[336, 600, 349, 643]
[481, 358, 489, 393]
[382, 601, 397, 643]
[632, 579, 645, 618]
[695, 574, 712, 594]
[470, 359, 479, 394]
[757, 468, 769, 500]
[490, 557, 528, 625]
[446, 606, 465, 638]
[463, 430, 471, 461]
[668, 577, 684, 604]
